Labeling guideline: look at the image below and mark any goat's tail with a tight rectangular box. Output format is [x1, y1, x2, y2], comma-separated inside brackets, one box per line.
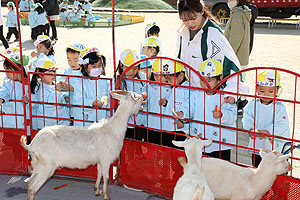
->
[193, 185, 204, 200]
[20, 135, 29, 150]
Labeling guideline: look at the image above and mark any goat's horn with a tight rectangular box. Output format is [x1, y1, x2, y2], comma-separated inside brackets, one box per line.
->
[195, 133, 202, 139]
[110, 90, 129, 95]
[185, 134, 191, 139]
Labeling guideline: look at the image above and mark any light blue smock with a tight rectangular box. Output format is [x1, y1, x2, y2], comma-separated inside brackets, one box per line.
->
[6, 10, 18, 27]
[28, 11, 38, 28]
[72, 76, 111, 127]
[31, 82, 69, 129]
[145, 82, 171, 130]
[59, 11, 69, 22]
[0, 79, 33, 134]
[19, 1, 30, 11]
[243, 99, 290, 154]
[36, 12, 49, 26]
[191, 89, 237, 153]
[59, 2, 68, 9]
[69, 11, 81, 22]
[162, 81, 192, 132]
[83, 3, 91, 11]
[73, 0, 79, 8]
[86, 14, 96, 22]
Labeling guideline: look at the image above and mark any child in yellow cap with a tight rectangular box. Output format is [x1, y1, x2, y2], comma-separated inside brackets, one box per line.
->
[30, 57, 69, 129]
[243, 70, 290, 167]
[190, 58, 237, 161]
[145, 22, 160, 38]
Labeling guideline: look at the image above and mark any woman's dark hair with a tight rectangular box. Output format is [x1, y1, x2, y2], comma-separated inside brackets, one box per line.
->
[35, 6, 45, 14]
[116, 61, 143, 91]
[40, 39, 55, 56]
[237, 0, 248, 6]
[177, 0, 219, 25]
[3, 59, 28, 79]
[80, 52, 106, 77]
[30, 68, 51, 94]
[147, 25, 160, 37]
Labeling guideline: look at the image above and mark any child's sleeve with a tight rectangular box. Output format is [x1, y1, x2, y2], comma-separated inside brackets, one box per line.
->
[0, 80, 12, 103]
[221, 102, 237, 125]
[265, 104, 290, 138]
[242, 101, 254, 130]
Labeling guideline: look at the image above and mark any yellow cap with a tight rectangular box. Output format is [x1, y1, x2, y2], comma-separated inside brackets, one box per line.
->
[142, 36, 161, 48]
[66, 43, 86, 52]
[35, 58, 57, 71]
[257, 71, 280, 86]
[151, 59, 162, 74]
[120, 49, 139, 66]
[198, 59, 223, 77]
[152, 59, 184, 74]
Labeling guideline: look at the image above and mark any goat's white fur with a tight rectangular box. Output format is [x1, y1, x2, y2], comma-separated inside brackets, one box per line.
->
[172, 138, 214, 200]
[200, 149, 291, 200]
[20, 90, 144, 200]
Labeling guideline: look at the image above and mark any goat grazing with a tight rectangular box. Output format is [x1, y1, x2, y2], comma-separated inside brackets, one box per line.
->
[172, 135, 214, 200]
[179, 149, 291, 200]
[20, 90, 145, 200]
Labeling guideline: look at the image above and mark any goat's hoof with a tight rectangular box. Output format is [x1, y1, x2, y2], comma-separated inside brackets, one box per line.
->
[95, 190, 102, 196]
[178, 156, 186, 164]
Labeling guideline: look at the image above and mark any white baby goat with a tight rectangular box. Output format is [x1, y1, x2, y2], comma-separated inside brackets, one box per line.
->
[179, 149, 291, 200]
[20, 90, 145, 200]
[172, 136, 214, 200]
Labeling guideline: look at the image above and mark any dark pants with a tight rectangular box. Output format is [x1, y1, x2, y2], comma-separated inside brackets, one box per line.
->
[38, 24, 49, 36]
[31, 26, 39, 40]
[205, 149, 231, 161]
[0, 25, 9, 48]
[6, 27, 18, 40]
[252, 153, 262, 168]
[49, 20, 57, 39]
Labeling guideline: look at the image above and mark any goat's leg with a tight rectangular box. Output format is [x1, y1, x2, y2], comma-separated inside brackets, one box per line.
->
[94, 162, 103, 196]
[102, 164, 110, 200]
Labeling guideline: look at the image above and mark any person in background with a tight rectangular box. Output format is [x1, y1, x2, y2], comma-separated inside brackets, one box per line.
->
[59, 7, 69, 22]
[28, 4, 39, 40]
[73, 0, 79, 8]
[85, 9, 96, 22]
[59, 0, 68, 10]
[19, 0, 30, 12]
[35, 3, 49, 36]
[243, 70, 290, 167]
[83, 0, 92, 12]
[246, 0, 258, 55]
[144, 22, 160, 38]
[0, 0, 9, 48]
[42, 0, 59, 40]
[5, 2, 19, 42]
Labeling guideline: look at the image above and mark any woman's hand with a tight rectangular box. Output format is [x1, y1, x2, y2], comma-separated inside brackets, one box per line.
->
[224, 96, 235, 104]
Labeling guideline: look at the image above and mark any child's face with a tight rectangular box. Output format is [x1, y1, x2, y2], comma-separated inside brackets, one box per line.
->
[140, 68, 152, 80]
[41, 70, 56, 85]
[200, 76, 221, 91]
[142, 46, 155, 57]
[36, 43, 50, 55]
[121, 64, 138, 78]
[153, 73, 167, 82]
[8, 6, 13, 11]
[149, 33, 159, 37]
[67, 52, 80, 70]
[4, 65, 21, 81]
[87, 60, 103, 77]
[257, 85, 277, 104]
[165, 72, 184, 85]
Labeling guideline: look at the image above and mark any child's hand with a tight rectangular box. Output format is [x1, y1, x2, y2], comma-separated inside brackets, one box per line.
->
[31, 51, 38, 57]
[212, 105, 222, 118]
[22, 95, 29, 104]
[61, 82, 74, 92]
[93, 100, 103, 108]
[159, 97, 166, 106]
[55, 82, 63, 92]
[176, 120, 184, 129]
[173, 109, 184, 119]
[0, 99, 4, 106]
[224, 96, 235, 104]
[258, 130, 270, 139]
[64, 96, 70, 103]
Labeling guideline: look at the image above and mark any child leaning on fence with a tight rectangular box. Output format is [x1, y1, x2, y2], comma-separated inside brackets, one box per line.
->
[243, 70, 290, 167]
[190, 59, 237, 161]
[72, 47, 111, 127]
[0, 48, 32, 132]
[30, 57, 69, 129]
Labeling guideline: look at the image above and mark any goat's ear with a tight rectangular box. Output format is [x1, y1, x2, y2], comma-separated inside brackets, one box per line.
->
[277, 154, 290, 162]
[259, 149, 269, 158]
[110, 90, 128, 100]
[172, 140, 185, 147]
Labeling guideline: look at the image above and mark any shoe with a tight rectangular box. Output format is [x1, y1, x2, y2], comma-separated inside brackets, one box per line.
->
[14, 38, 19, 42]
[50, 36, 58, 41]
[238, 109, 244, 116]
[6, 37, 10, 41]
[238, 99, 248, 110]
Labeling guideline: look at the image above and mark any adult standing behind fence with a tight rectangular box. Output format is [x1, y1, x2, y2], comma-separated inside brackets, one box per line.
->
[224, 0, 251, 80]
[37, 0, 59, 40]
[176, 0, 241, 104]
[246, 0, 258, 55]
[0, 0, 9, 49]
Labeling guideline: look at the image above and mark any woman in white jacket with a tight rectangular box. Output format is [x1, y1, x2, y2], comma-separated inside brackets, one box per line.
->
[176, 0, 242, 103]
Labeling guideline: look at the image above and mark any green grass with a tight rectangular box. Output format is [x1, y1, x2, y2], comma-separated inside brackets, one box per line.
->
[92, 0, 176, 10]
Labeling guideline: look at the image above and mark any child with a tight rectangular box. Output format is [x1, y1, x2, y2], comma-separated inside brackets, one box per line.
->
[140, 36, 161, 79]
[0, 48, 32, 131]
[30, 57, 69, 129]
[158, 59, 189, 146]
[117, 49, 146, 139]
[77, 4, 85, 15]
[83, 0, 92, 12]
[69, 7, 81, 22]
[85, 10, 96, 22]
[190, 59, 237, 161]
[145, 59, 171, 144]
[59, 7, 69, 22]
[72, 47, 111, 127]
[59, 0, 68, 10]
[243, 70, 290, 167]
[5, 2, 19, 42]
[19, 0, 30, 12]
[145, 22, 160, 38]
[73, 0, 80, 8]
[31, 35, 56, 71]
[35, 3, 49, 36]
[28, 4, 39, 40]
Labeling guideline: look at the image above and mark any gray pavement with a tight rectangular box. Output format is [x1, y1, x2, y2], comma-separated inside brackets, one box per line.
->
[0, 174, 165, 200]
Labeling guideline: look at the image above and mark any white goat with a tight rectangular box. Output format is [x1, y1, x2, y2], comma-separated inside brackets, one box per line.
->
[20, 90, 145, 200]
[194, 149, 290, 200]
[172, 136, 214, 200]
